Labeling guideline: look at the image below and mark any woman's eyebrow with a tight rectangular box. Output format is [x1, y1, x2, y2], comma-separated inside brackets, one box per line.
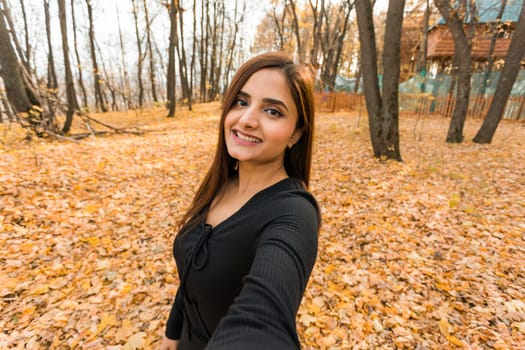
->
[263, 97, 288, 112]
[238, 90, 288, 112]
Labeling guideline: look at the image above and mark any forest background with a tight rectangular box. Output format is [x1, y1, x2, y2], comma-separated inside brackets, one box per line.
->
[1, 0, 524, 349]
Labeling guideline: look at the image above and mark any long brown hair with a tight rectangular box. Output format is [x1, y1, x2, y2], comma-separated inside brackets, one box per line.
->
[179, 52, 316, 231]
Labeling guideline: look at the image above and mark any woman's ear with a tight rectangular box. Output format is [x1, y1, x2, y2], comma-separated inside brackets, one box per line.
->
[288, 128, 303, 148]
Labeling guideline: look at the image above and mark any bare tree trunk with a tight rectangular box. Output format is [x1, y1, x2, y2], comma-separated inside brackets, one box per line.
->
[1, 90, 14, 122]
[435, 0, 472, 143]
[223, 0, 245, 93]
[380, 0, 404, 161]
[331, 2, 353, 86]
[189, 0, 198, 110]
[58, 0, 78, 133]
[270, 2, 286, 51]
[143, 0, 158, 103]
[208, 0, 219, 100]
[0, 0, 30, 71]
[355, 0, 404, 160]
[480, 0, 506, 95]
[176, 0, 190, 102]
[167, 0, 177, 117]
[309, 0, 325, 69]
[132, 0, 145, 107]
[95, 40, 116, 111]
[355, 0, 382, 155]
[86, 0, 108, 112]
[44, 0, 58, 90]
[18, 0, 31, 72]
[199, 0, 210, 101]
[0, 6, 32, 114]
[71, 0, 88, 109]
[44, 0, 57, 121]
[320, 1, 353, 91]
[473, 2, 525, 144]
[213, 1, 225, 99]
[288, 0, 304, 62]
[115, 1, 132, 110]
[1, 88, 15, 121]
[354, 63, 362, 93]
[416, 0, 430, 74]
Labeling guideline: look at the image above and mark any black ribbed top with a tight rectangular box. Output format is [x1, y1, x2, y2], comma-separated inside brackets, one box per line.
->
[165, 177, 320, 350]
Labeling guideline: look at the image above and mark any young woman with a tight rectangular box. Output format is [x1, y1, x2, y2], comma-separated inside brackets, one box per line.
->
[159, 52, 321, 350]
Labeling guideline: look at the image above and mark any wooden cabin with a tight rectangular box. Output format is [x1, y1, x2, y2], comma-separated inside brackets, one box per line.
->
[426, 0, 523, 74]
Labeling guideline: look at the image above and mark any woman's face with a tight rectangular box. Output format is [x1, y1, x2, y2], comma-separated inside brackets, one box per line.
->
[224, 68, 301, 168]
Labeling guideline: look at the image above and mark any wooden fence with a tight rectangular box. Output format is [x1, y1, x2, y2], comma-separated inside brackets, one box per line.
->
[315, 92, 525, 121]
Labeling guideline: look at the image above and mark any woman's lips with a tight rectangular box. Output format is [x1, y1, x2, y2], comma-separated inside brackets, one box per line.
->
[233, 130, 262, 144]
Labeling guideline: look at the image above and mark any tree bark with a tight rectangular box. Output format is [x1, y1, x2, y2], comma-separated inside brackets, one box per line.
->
[416, 0, 430, 74]
[132, 0, 145, 107]
[86, 0, 107, 112]
[200, 0, 210, 101]
[355, 0, 382, 156]
[309, 0, 325, 69]
[288, 0, 304, 62]
[479, 0, 506, 95]
[188, 0, 197, 110]
[208, 0, 221, 100]
[1, 90, 14, 122]
[223, 0, 245, 93]
[435, 0, 472, 143]
[44, 0, 57, 121]
[356, 0, 404, 160]
[176, 0, 190, 102]
[320, 1, 353, 91]
[213, 1, 226, 99]
[0, 0, 30, 73]
[143, 0, 158, 103]
[70, 0, 88, 109]
[18, 0, 31, 73]
[473, 1, 525, 144]
[380, 0, 404, 161]
[0, 5, 32, 114]
[58, 0, 78, 133]
[115, 1, 132, 110]
[167, 0, 177, 117]
[270, 2, 287, 51]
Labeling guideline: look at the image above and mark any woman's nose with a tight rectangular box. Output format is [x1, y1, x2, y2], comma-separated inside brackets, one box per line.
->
[238, 106, 258, 128]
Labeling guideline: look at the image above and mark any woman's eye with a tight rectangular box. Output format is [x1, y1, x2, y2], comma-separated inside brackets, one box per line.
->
[267, 108, 283, 117]
[234, 98, 247, 107]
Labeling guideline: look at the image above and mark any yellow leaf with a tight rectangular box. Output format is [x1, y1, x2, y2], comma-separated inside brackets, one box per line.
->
[446, 335, 466, 347]
[97, 314, 117, 334]
[439, 318, 451, 337]
[324, 264, 336, 274]
[124, 332, 147, 350]
[85, 203, 98, 214]
[449, 193, 460, 208]
[115, 319, 136, 343]
[299, 313, 317, 327]
[31, 285, 49, 295]
[86, 236, 100, 247]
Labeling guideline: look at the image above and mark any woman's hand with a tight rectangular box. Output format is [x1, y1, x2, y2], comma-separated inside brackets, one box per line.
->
[159, 336, 178, 350]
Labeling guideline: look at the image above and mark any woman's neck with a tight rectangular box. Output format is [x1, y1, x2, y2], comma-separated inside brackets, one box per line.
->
[233, 162, 288, 195]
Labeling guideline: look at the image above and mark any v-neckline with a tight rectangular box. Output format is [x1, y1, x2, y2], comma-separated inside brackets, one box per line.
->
[206, 177, 293, 231]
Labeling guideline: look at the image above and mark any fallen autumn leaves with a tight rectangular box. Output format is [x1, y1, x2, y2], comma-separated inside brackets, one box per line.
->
[1, 104, 524, 349]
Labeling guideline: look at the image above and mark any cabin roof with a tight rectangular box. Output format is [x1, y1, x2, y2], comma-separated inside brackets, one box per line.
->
[434, 0, 523, 26]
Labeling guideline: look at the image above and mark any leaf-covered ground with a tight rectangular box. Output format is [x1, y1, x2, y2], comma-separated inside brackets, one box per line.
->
[1, 104, 524, 349]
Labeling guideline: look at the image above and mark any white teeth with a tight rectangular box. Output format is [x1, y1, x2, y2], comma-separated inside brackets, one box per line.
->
[235, 131, 260, 143]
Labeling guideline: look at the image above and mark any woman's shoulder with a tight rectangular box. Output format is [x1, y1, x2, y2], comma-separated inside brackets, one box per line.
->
[268, 178, 320, 219]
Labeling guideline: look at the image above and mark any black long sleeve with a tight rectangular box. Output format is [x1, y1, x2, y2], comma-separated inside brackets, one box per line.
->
[165, 286, 184, 339]
[205, 192, 318, 349]
[165, 178, 320, 349]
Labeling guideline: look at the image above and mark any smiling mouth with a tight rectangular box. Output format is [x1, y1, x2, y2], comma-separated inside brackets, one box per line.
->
[233, 130, 262, 143]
